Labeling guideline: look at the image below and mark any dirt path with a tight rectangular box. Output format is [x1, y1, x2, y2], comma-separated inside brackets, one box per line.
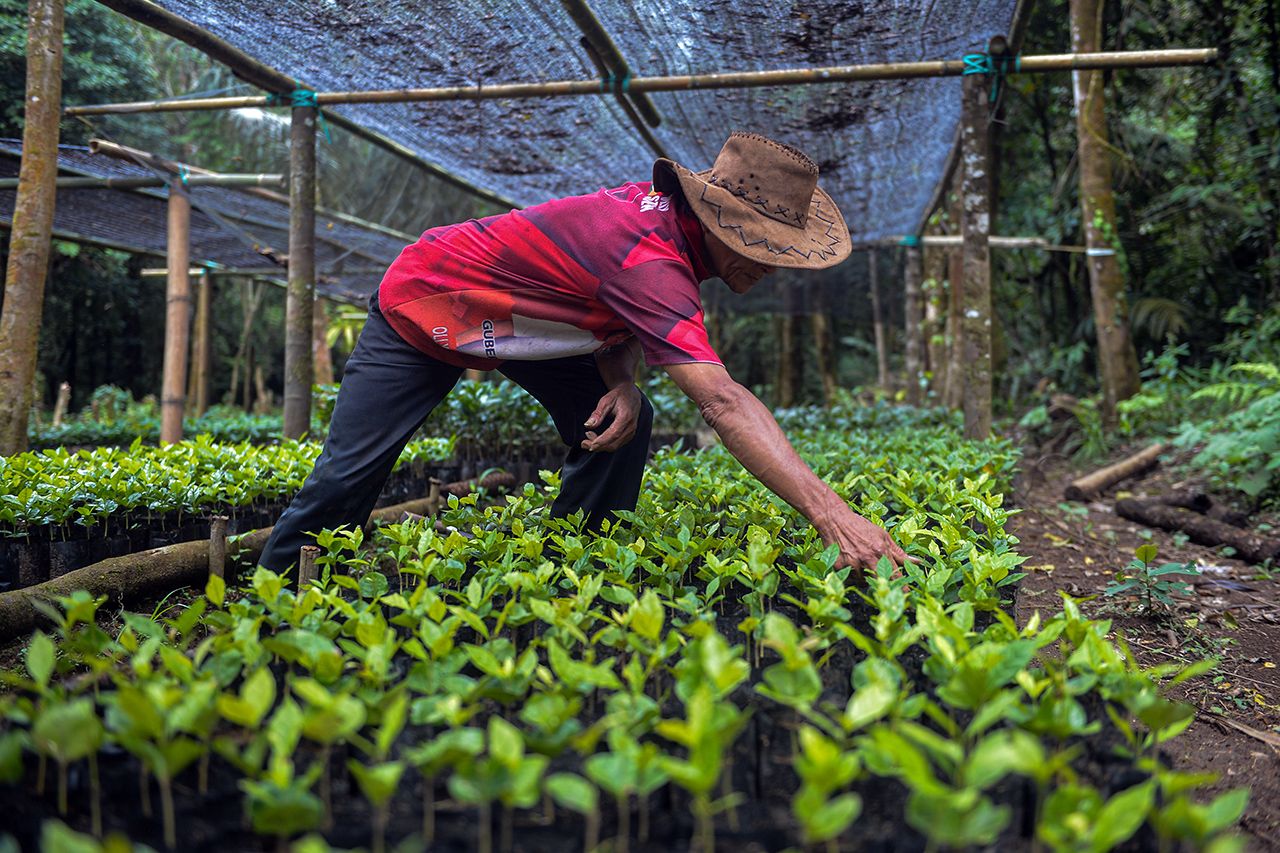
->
[1010, 449, 1280, 850]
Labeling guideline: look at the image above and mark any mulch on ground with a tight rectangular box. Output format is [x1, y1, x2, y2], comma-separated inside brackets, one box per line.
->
[1010, 447, 1280, 850]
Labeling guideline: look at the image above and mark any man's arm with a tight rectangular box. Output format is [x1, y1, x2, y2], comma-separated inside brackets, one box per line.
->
[581, 338, 644, 452]
[664, 361, 909, 571]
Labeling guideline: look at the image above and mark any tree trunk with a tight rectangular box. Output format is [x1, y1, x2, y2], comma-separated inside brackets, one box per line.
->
[312, 296, 334, 386]
[775, 287, 803, 407]
[283, 106, 317, 438]
[0, 0, 65, 456]
[810, 285, 838, 406]
[1070, 0, 1140, 422]
[923, 242, 947, 402]
[160, 189, 192, 444]
[903, 246, 925, 406]
[868, 249, 889, 389]
[960, 72, 993, 439]
[943, 249, 965, 411]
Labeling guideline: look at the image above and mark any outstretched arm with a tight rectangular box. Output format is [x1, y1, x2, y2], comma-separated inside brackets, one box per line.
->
[664, 361, 909, 571]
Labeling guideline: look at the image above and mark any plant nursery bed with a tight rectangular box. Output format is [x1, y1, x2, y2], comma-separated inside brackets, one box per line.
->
[0, 405, 1248, 852]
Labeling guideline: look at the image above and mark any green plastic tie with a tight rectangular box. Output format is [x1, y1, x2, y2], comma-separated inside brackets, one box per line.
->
[960, 52, 1019, 103]
[600, 72, 632, 95]
[898, 234, 921, 247]
[265, 89, 331, 143]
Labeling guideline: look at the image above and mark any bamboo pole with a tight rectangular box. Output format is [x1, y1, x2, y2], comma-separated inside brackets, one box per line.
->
[959, 72, 993, 440]
[903, 246, 925, 406]
[868, 249, 889, 389]
[193, 270, 212, 415]
[0, 174, 284, 189]
[0, 0, 65, 456]
[88, 0, 514, 209]
[64, 49, 1219, 116]
[139, 266, 388, 278]
[89, 139, 418, 244]
[208, 516, 227, 580]
[885, 235, 1088, 252]
[161, 188, 192, 444]
[283, 105, 316, 439]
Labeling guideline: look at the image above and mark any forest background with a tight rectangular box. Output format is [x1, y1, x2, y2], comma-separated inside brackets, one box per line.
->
[0, 0, 1276, 426]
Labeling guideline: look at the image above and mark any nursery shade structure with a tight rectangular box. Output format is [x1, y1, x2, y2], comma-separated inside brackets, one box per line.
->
[95, 0, 1022, 243]
[0, 141, 407, 302]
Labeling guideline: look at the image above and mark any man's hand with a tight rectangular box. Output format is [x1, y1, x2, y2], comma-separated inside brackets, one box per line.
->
[812, 503, 912, 572]
[581, 384, 642, 452]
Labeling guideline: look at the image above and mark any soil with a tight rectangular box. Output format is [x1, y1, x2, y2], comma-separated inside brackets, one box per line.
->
[1010, 446, 1280, 851]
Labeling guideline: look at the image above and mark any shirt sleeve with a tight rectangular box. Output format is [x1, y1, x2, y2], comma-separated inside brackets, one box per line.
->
[596, 260, 723, 367]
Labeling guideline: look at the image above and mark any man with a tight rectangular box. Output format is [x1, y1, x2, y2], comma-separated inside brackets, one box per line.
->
[259, 131, 909, 577]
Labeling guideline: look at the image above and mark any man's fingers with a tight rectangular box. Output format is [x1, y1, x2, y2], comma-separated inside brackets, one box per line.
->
[583, 398, 613, 429]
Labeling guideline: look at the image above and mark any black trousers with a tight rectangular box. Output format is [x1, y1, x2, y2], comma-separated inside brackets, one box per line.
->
[258, 292, 654, 575]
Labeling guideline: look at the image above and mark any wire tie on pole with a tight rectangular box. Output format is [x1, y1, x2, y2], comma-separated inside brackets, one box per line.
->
[178, 164, 189, 186]
[898, 235, 921, 247]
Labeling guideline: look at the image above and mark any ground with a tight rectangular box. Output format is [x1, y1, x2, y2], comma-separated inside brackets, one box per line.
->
[1010, 447, 1280, 850]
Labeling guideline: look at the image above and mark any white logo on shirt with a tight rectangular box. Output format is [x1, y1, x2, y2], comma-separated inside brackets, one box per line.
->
[640, 192, 670, 213]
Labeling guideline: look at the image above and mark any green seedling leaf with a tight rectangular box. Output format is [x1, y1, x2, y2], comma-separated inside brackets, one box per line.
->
[205, 572, 226, 608]
[26, 631, 55, 689]
[546, 772, 598, 815]
[347, 759, 406, 808]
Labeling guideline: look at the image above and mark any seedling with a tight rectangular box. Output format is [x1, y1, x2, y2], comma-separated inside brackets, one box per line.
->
[1104, 544, 1200, 613]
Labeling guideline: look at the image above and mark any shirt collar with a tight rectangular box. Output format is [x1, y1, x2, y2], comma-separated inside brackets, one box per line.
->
[674, 203, 714, 282]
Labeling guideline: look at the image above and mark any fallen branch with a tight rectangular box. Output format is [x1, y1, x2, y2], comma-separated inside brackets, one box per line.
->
[1115, 497, 1280, 564]
[1064, 442, 1168, 502]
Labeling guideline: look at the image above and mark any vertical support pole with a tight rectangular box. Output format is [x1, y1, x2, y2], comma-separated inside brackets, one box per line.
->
[943, 246, 965, 411]
[312, 295, 334, 386]
[284, 103, 317, 439]
[0, 0, 65, 456]
[160, 188, 192, 444]
[960, 72, 993, 439]
[208, 515, 227, 580]
[298, 544, 320, 587]
[1071, 0, 1140, 422]
[810, 284, 838, 406]
[903, 244, 925, 406]
[868, 248, 889, 389]
[192, 269, 212, 415]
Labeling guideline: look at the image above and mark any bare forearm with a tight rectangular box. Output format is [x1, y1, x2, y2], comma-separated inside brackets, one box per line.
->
[699, 384, 843, 525]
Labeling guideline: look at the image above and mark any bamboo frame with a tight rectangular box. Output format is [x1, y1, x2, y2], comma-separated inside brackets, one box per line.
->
[0, 174, 284, 189]
[92, 0, 515, 209]
[64, 49, 1218, 116]
[889, 235, 1089, 252]
[89, 138, 417, 244]
[160, 189, 192, 444]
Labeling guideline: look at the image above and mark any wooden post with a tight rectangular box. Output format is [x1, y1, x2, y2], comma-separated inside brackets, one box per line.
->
[208, 516, 227, 580]
[1071, 0, 1140, 422]
[903, 245, 925, 406]
[298, 545, 320, 587]
[190, 270, 212, 415]
[283, 104, 317, 439]
[0, 0, 65, 456]
[776, 286, 803, 407]
[312, 295, 334, 386]
[51, 381, 71, 426]
[160, 187, 192, 444]
[960, 71, 993, 439]
[810, 284, 838, 406]
[943, 247, 965, 411]
[868, 249, 889, 389]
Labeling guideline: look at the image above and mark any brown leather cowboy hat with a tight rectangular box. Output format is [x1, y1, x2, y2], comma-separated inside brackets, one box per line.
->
[653, 131, 851, 270]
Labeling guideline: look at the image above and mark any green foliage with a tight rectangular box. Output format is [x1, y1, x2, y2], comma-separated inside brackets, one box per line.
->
[0, 403, 1244, 851]
[1175, 358, 1280, 507]
[1103, 544, 1200, 613]
[0, 433, 455, 530]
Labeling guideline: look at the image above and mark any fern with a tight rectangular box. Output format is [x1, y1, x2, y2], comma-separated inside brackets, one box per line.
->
[1188, 362, 1279, 411]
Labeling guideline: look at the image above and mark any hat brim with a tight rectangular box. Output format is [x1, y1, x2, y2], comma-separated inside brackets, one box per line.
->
[653, 158, 851, 271]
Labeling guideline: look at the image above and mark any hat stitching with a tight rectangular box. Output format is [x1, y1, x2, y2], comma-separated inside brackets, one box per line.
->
[727, 131, 817, 174]
[698, 184, 842, 261]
